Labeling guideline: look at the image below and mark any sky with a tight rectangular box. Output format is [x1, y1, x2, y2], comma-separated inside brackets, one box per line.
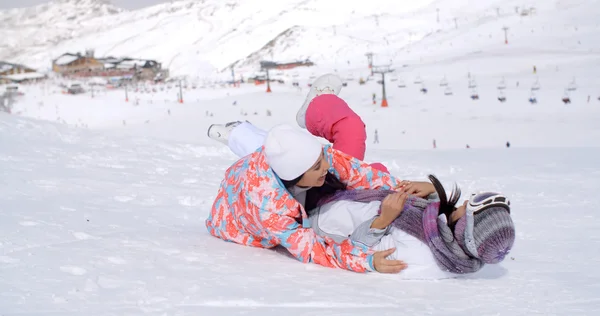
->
[0, 0, 168, 10]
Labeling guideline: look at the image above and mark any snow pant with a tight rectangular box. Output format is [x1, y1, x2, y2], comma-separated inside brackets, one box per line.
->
[227, 94, 389, 173]
[305, 94, 388, 173]
[228, 121, 267, 158]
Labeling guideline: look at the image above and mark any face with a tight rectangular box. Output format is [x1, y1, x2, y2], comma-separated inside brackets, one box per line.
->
[296, 151, 330, 188]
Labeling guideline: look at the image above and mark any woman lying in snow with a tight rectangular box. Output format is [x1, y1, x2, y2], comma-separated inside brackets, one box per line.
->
[208, 120, 515, 279]
[206, 74, 435, 274]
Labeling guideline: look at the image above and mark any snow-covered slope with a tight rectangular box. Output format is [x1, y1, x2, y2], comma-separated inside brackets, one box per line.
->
[2, 108, 600, 314]
[1, 0, 599, 76]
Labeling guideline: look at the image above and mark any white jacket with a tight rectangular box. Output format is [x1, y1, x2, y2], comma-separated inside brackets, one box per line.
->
[308, 200, 456, 280]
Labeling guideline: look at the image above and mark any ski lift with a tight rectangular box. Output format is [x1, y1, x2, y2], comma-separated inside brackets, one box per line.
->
[562, 89, 571, 104]
[497, 77, 507, 90]
[468, 78, 477, 89]
[439, 76, 448, 87]
[390, 76, 398, 82]
[414, 75, 423, 84]
[529, 91, 537, 104]
[531, 78, 541, 91]
[420, 83, 428, 94]
[567, 78, 577, 91]
[470, 88, 479, 100]
[346, 74, 355, 81]
[444, 86, 453, 95]
[397, 78, 406, 88]
[498, 90, 506, 103]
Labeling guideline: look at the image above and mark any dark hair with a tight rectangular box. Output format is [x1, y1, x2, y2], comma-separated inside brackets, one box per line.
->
[428, 174, 461, 230]
[280, 172, 347, 213]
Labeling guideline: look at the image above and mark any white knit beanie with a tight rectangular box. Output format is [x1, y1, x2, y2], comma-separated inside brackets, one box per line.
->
[264, 124, 323, 181]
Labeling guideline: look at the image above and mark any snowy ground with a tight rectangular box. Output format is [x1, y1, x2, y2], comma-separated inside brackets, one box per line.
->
[2, 0, 600, 314]
[2, 72, 600, 315]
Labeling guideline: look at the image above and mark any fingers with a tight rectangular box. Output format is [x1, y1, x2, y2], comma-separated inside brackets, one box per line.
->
[390, 191, 407, 201]
[404, 185, 418, 195]
[398, 192, 408, 208]
[374, 248, 408, 273]
[378, 248, 396, 257]
[397, 180, 411, 191]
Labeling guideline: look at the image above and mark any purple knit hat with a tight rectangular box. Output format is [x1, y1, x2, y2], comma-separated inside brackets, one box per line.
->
[454, 206, 515, 264]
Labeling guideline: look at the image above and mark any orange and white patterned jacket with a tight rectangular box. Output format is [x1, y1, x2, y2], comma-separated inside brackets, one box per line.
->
[205, 144, 402, 273]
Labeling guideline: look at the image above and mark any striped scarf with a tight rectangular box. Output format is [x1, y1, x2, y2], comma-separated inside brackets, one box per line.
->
[317, 189, 483, 274]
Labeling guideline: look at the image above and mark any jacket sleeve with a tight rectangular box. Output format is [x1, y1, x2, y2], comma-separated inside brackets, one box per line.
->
[350, 216, 391, 247]
[326, 146, 403, 190]
[255, 197, 376, 273]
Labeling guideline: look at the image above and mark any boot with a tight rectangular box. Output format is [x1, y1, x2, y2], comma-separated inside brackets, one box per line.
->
[296, 73, 343, 129]
[207, 121, 243, 146]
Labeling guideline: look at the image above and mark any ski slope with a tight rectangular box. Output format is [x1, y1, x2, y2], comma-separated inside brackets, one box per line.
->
[2, 72, 600, 314]
[1, 0, 600, 314]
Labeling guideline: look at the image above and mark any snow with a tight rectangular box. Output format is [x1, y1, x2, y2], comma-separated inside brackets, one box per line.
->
[2, 68, 600, 314]
[54, 54, 80, 66]
[1, 0, 599, 78]
[1, 0, 600, 314]
[0, 72, 46, 81]
[0, 63, 14, 73]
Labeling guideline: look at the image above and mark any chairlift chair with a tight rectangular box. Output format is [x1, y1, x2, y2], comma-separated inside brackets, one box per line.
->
[444, 86, 453, 95]
[567, 78, 577, 92]
[397, 79, 406, 88]
[497, 78, 507, 90]
[470, 88, 479, 100]
[440, 77, 448, 87]
[498, 90, 506, 102]
[529, 92, 537, 104]
[562, 89, 571, 104]
[468, 79, 477, 89]
[414, 76, 423, 84]
[531, 79, 541, 91]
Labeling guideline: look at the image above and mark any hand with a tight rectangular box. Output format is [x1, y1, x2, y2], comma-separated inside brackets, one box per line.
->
[372, 192, 408, 229]
[373, 248, 407, 273]
[397, 180, 435, 198]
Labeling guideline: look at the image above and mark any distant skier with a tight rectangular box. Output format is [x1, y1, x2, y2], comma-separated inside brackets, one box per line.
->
[466, 144, 470, 149]
[373, 129, 379, 144]
[433, 139, 437, 149]
[372, 93, 376, 105]
[533, 65, 537, 74]
[506, 141, 511, 148]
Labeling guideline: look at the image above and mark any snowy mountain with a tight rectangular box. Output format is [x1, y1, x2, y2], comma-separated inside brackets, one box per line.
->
[1, 0, 598, 77]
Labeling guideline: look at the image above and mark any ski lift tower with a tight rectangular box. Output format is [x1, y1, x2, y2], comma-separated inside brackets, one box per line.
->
[365, 52, 374, 75]
[259, 60, 278, 93]
[372, 65, 394, 107]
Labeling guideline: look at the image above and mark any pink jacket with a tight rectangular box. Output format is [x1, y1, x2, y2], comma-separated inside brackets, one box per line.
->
[206, 145, 402, 273]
